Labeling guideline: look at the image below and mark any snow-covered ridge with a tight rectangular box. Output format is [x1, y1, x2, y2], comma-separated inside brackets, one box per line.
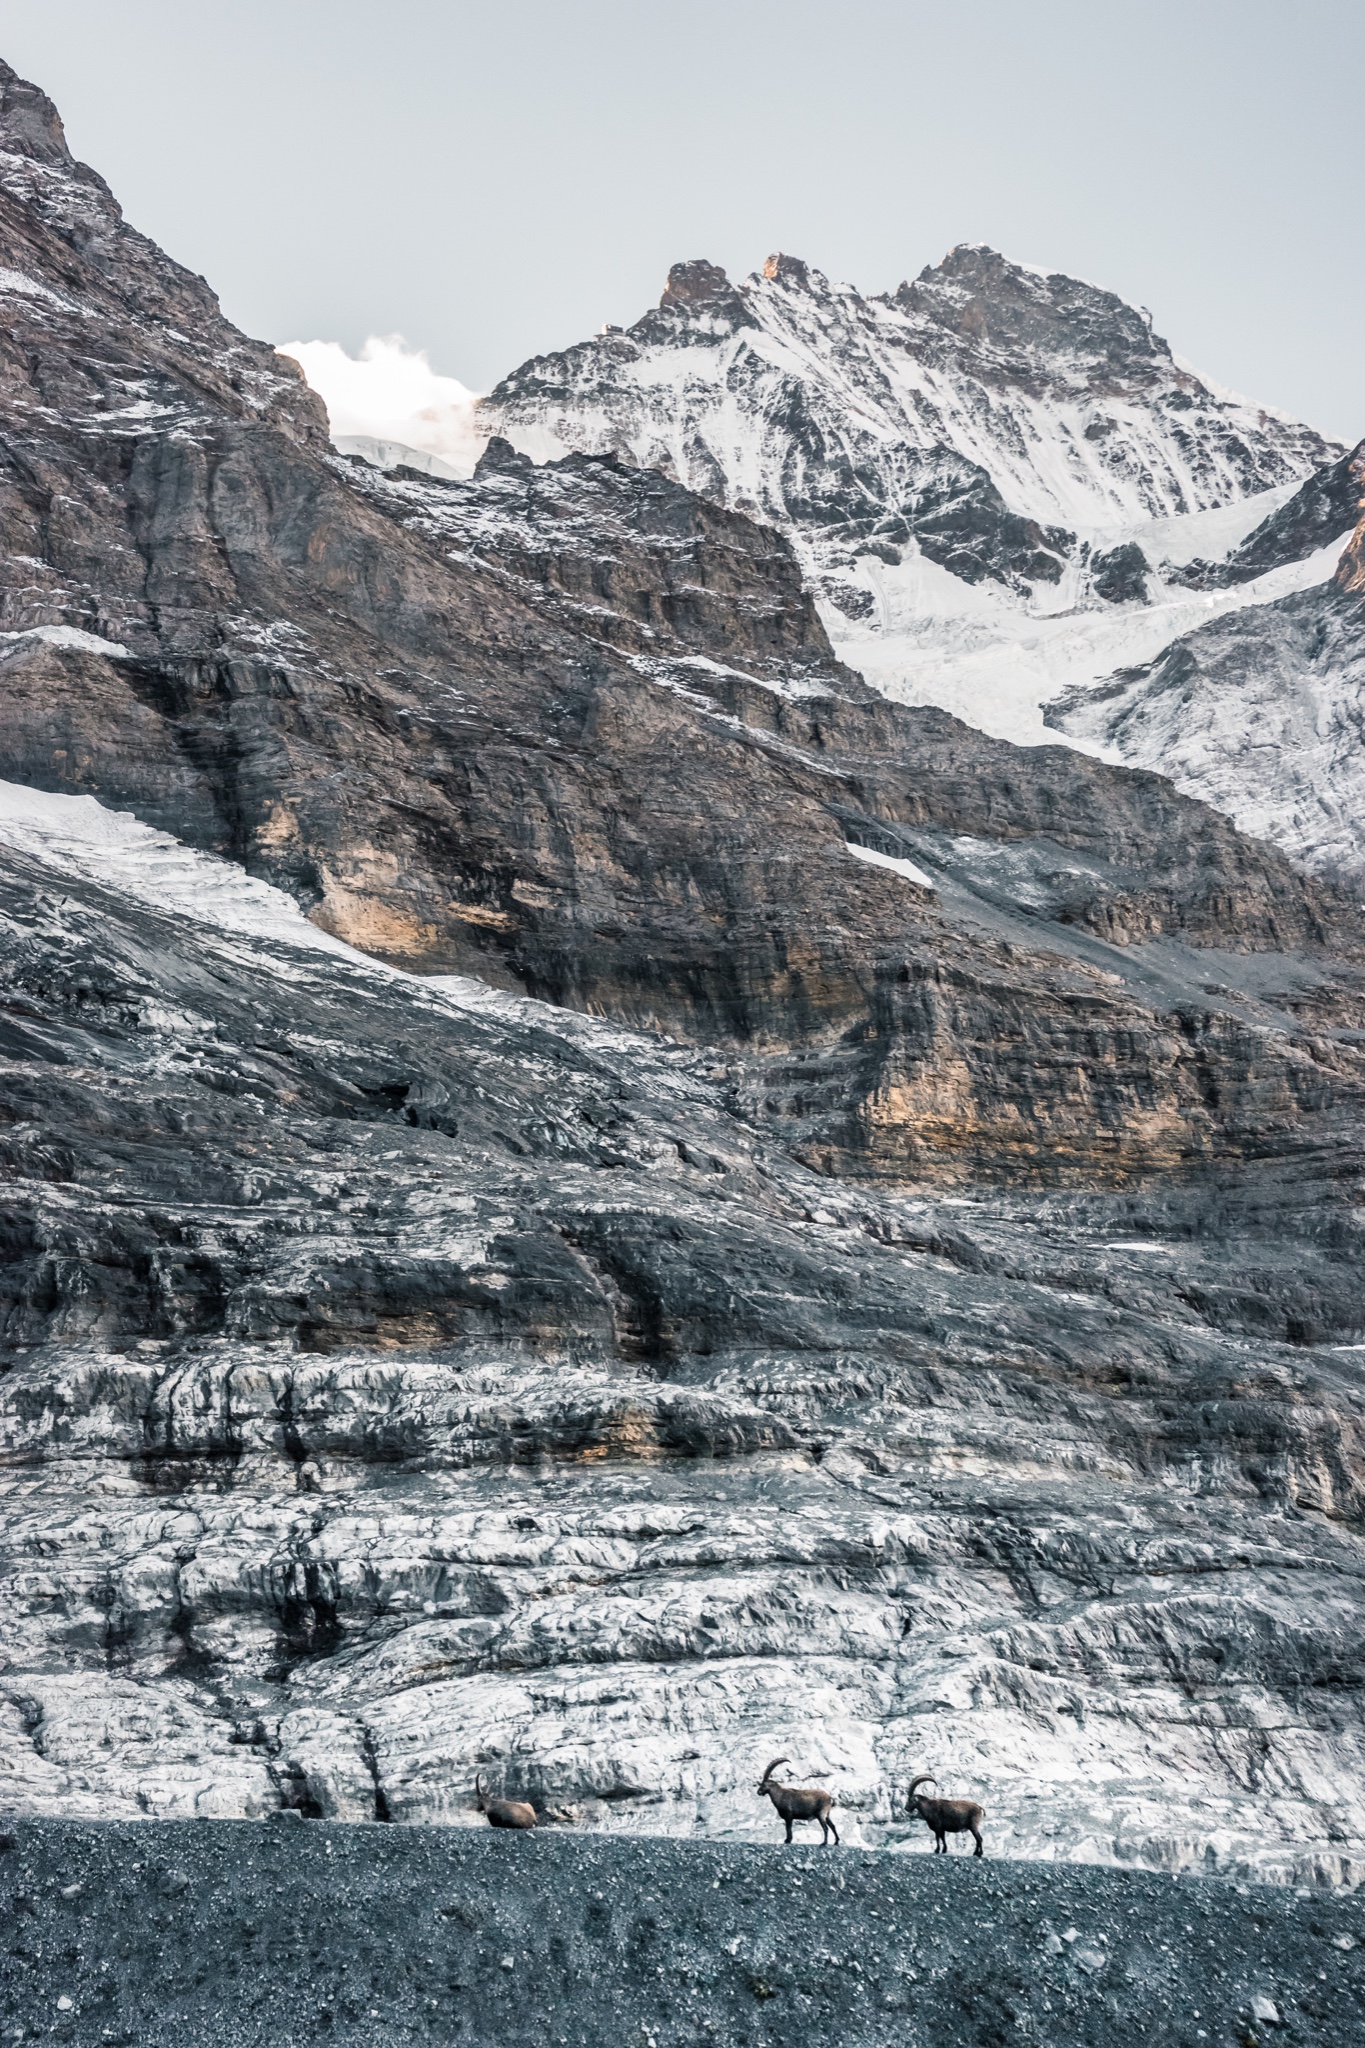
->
[1047, 574, 1365, 877]
[483, 244, 1336, 542]
[845, 839, 937, 890]
[471, 243, 1345, 753]
[333, 434, 467, 482]
[835, 520, 1354, 750]
[1, 624, 130, 660]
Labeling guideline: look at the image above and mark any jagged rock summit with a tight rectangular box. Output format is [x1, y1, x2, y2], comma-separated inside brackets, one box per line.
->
[894, 242, 1173, 386]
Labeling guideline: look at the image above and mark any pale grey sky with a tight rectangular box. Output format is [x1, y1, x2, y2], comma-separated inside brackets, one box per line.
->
[3, 0, 1361, 440]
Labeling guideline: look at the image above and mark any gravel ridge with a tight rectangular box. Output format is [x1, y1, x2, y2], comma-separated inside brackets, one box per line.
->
[2, 1820, 1362, 2047]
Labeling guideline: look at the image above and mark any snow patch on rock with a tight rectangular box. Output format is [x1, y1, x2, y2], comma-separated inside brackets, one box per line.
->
[0, 624, 130, 659]
[846, 840, 936, 890]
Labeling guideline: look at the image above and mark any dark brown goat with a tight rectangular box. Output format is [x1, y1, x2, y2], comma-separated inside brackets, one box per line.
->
[907, 1774, 984, 1856]
[757, 1758, 840, 1845]
[474, 1772, 537, 1831]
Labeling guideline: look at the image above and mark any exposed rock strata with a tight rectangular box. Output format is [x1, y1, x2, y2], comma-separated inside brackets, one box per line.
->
[0, 809, 1362, 1883]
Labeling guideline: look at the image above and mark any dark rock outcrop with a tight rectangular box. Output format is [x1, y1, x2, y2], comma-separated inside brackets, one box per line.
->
[1090, 540, 1150, 604]
[891, 243, 1173, 388]
[660, 256, 748, 316]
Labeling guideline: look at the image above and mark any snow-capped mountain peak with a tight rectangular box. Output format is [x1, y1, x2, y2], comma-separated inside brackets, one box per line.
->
[484, 243, 1337, 545]
[478, 243, 1346, 783]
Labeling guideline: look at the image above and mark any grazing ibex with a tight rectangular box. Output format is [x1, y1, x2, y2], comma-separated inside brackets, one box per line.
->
[474, 1772, 537, 1831]
[907, 1774, 984, 1856]
[757, 1758, 840, 1845]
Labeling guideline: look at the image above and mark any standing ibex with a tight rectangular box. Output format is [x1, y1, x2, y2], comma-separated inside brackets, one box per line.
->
[757, 1758, 840, 1845]
[907, 1774, 984, 1856]
[474, 1772, 537, 1831]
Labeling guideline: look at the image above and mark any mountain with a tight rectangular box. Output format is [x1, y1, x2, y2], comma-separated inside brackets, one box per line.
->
[480, 247, 1361, 843]
[484, 246, 1335, 576]
[4, 53, 1358, 1185]
[2, 58, 1365, 1885]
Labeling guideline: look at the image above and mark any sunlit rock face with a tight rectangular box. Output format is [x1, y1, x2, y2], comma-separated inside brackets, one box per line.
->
[1, 59, 1365, 1891]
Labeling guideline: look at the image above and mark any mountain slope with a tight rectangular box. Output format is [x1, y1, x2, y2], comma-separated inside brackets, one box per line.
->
[1049, 472, 1365, 876]
[2, 58, 1365, 1888]
[4, 57, 1363, 1190]
[1174, 439, 1365, 590]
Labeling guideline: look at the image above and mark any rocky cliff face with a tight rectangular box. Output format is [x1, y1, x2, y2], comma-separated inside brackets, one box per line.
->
[1, 792, 1363, 1884]
[1, 60, 1364, 1887]
[1335, 491, 1365, 596]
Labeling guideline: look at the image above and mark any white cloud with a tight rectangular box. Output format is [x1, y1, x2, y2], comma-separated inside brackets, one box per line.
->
[277, 334, 488, 478]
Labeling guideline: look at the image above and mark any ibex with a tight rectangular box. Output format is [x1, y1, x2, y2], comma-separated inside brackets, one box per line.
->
[474, 1772, 537, 1831]
[907, 1774, 984, 1856]
[757, 1757, 840, 1845]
